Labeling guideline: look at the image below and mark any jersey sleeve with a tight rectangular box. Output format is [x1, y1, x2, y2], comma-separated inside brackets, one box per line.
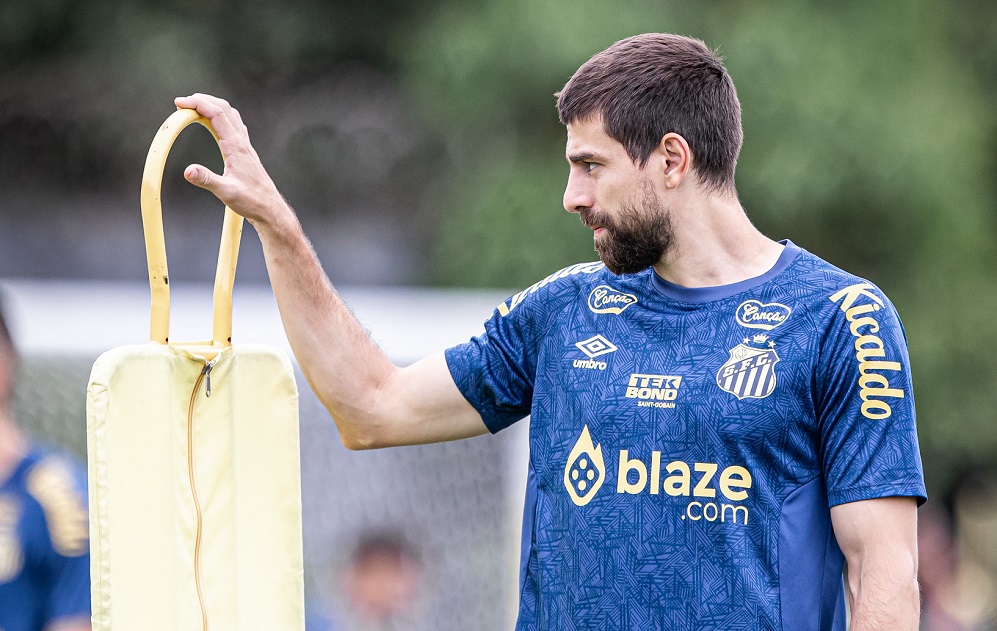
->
[26, 456, 92, 623]
[445, 265, 595, 434]
[43, 547, 91, 623]
[816, 282, 927, 507]
[446, 300, 541, 434]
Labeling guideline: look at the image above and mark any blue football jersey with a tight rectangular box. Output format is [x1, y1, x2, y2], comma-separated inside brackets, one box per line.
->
[446, 241, 926, 630]
[0, 448, 91, 631]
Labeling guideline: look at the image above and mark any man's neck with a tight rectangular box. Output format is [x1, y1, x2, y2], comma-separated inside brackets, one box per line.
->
[0, 410, 27, 485]
[652, 191, 783, 288]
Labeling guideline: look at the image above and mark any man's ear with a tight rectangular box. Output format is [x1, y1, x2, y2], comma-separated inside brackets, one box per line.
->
[658, 132, 693, 189]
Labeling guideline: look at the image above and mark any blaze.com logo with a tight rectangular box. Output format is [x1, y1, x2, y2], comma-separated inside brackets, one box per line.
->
[562, 426, 753, 524]
[562, 426, 606, 506]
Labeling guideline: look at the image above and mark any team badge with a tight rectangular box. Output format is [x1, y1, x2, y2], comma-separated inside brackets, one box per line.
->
[716, 335, 780, 400]
[563, 425, 606, 507]
[735, 300, 791, 330]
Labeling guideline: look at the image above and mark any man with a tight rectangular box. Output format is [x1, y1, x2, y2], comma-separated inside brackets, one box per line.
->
[0, 301, 91, 631]
[177, 33, 925, 630]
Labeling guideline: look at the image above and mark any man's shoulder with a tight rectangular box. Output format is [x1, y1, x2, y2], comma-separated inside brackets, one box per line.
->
[785, 246, 898, 308]
[16, 447, 89, 557]
[495, 261, 611, 319]
[785, 247, 908, 362]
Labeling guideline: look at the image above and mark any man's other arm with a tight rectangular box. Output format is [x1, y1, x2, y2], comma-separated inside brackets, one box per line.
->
[830, 496, 920, 630]
[174, 94, 487, 449]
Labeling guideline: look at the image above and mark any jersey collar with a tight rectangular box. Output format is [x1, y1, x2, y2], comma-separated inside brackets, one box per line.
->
[648, 240, 801, 304]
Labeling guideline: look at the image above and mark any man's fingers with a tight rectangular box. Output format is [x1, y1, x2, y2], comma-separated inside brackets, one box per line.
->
[175, 93, 229, 112]
[175, 94, 240, 138]
[172, 95, 272, 221]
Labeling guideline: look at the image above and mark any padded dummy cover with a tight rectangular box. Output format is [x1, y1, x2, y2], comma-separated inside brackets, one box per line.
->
[86, 108, 304, 630]
[87, 344, 303, 630]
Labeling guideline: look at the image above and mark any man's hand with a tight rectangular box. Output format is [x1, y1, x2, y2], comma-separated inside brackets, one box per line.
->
[830, 496, 920, 630]
[173, 93, 289, 231]
[170, 93, 487, 450]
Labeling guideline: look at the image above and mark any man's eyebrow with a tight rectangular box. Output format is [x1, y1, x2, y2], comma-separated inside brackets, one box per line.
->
[567, 151, 600, 163]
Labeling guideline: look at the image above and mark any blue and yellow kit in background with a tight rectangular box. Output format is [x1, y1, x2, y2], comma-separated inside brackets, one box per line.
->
[0, 448, 90, 631]
[446, 241, 926, 630]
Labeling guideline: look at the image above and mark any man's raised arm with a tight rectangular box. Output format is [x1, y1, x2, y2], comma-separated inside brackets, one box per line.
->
[174, 93, 487, 449]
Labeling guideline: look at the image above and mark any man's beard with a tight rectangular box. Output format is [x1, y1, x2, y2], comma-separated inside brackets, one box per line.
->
[582, 180, 673, 275]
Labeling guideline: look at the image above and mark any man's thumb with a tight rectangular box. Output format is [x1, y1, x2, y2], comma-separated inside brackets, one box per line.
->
[184, 164, 218, 190]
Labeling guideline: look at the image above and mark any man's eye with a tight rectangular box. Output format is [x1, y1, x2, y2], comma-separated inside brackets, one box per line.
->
[585, 162, 597, 173]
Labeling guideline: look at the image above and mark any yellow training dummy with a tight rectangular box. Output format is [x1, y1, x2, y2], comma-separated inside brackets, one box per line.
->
[86, 109, 304, 630]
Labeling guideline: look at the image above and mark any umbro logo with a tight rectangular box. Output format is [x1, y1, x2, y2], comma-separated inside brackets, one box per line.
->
[573, 335, 617, 371]
[575, 335, 618, 358]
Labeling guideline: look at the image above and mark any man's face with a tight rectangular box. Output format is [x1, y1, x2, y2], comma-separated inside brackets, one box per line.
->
[563, 117, 673, 275]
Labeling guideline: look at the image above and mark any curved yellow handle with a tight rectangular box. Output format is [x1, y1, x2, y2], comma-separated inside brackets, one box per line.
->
[140, 108, 244, 348]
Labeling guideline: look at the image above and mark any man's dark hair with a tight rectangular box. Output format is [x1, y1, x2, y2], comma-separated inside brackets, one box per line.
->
[351, 530, 420, 568]
[557, 33, 743, 194]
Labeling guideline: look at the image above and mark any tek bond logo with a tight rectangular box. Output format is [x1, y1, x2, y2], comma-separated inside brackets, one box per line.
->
[563, 427, 753, 524]
[625, 373, 682, 408]
[829, 283, 906, 420]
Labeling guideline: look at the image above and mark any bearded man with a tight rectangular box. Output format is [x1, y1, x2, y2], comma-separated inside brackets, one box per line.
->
[177, 33, 924, 630]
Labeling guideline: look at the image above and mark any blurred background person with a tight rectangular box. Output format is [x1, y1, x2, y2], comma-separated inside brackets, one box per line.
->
[918, 467, 997, 631]
[309, 529, 426, 631]
[919, 505, 971, 631]
[0, 297, 91, 631]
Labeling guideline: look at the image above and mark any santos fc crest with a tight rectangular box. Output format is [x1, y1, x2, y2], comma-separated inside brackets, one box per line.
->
[716, 336, 780, 400]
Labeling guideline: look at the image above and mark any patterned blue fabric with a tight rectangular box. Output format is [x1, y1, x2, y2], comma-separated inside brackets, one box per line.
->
[446, 241, 926, 630]
[0, 448, 91, 631]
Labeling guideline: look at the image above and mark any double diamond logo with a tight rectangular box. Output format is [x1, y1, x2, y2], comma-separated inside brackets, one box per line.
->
[574, 335, 618, 359]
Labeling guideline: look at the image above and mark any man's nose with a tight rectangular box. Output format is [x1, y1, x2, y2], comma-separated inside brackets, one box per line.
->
[563, 172, 593, 214]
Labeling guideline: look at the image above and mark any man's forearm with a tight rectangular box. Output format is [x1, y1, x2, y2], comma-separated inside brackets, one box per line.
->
[252, 205, 397, 448]
[846, 563, 920, 630]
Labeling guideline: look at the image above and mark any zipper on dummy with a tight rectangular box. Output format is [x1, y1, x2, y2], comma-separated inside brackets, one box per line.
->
[187, 356, 218, 630]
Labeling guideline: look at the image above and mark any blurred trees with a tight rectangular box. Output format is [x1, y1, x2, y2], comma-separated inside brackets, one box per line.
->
[1, 0, 996, 489]
[399, 0, 997, 491]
